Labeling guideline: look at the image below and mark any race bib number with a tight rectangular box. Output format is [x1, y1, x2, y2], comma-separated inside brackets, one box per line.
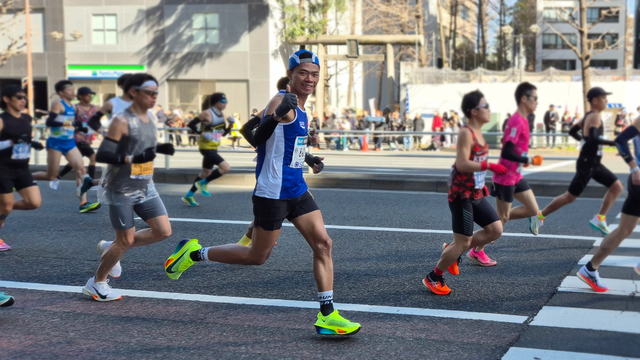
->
[203, 132, 215, 141]
[11, 143, 31, 160]
[474, 171, 486, 189]
[517, 152, 527, 173]
[213, 130, 223, 142]
[130, 162, 154, 180]
[289, 136, 308, 169]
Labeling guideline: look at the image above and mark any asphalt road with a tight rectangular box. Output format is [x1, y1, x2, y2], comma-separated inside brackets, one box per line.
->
[1, 182, 639, 359]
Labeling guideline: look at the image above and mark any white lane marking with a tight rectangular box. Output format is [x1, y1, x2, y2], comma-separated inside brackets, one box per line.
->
[578, 255, 640, 268]
[521, 160, 574, 176]
[592, 238, 640, 249]
[0, 280, 528, 324]
[558, 276, 639, 297]
[154, 217, 640, 244]
[502, 347, 640, 360]
[530, 306, 640, 334]
[609, 224, 640, 233]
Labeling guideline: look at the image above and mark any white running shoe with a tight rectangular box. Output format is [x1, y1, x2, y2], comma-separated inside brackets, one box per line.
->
[577, 265, 609, 293]
[529, 215, 544, 236]
[589, 215, 611, 236]
[82, 277, 122, 301]
[49, 179, 59, 190]
[635, 262, 640, 276]
[97, 240, 122, 278]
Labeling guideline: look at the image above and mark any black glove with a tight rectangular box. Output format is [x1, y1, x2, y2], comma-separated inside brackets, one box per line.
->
[13, 134, 31, 144]
[305, 154, 324, 173]
[131, 147, 156, 164]
[73, 121, 89, 134]
[274, 92, 298, 118]
[30, 141, 44, 151]
[156, 143, 175, 156]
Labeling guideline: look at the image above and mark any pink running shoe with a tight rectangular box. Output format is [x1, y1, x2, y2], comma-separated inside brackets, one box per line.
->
[0, 239, 11, 251]
[467, 248, 496, 266]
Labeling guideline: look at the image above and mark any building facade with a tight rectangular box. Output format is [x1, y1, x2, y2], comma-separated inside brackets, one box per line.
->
[0, 0, 287, 120]
[535, 0, 626, 71]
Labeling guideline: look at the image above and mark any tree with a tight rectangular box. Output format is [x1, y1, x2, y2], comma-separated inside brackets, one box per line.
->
[544, 2, 622, 111]
[0, 1, 26, 67]
[511, 0, 537, 71]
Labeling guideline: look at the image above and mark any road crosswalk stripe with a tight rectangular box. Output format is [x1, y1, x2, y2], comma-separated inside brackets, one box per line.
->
[502, 347, 640, 360]
[530, 306, 640, 334]
[558, 276, 639, 297]
[578, 255, 639, 268]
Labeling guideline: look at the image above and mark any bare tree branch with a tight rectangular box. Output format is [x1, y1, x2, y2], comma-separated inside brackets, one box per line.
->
[542, 20, 581, 57]
[588, 7, 620, 31]
[0, 0, 27, 67]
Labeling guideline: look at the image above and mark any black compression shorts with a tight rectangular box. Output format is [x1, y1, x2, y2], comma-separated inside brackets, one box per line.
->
[449, 197, 500, 236]
[199, 149, 225, 169]
[568, 160, 618, 197]
[490, 179, 531, 203]
[0, 165, 36, 194]
[622, 175, 640, 217]
[76, 140, 95, 158]
[252, 191, 319, 231]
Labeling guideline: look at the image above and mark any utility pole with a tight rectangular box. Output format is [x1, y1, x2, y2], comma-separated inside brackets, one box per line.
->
[25, 0, 34, 117]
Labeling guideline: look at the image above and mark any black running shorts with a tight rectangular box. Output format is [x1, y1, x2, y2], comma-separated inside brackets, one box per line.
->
[200, 149, 225, 169]
[76, 140, 95, 158]
[622, 175, 640, 217]
[568, 160, 618, 197]
[108, 196, 168, 230]
[0, 165, 36, 194]
[490, 179, 531, 203]
[449, 197, 500, 236]
[252, 191, 320, 231]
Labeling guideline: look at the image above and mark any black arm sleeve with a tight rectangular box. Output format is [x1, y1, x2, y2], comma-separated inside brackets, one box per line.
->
[222, 125, 232, 137]
[241, 116, 261, 147]
[88, 111, 104, 132]
[253, 115, 279, 146]
[95, 137, 126, 165]
[569, 124, 582, 141]
[614, 126, 639, 164]
[587, 127, 617, 146]
[187, 117, 202, 134]
[500, 141, 529, 164]
[45, 112, 62, 127]
[305, 153, 324, 173]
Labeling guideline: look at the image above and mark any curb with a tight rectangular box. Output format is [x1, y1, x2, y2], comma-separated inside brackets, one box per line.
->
[36, 165, 617, 199]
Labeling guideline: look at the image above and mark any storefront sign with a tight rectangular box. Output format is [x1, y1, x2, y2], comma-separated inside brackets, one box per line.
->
[67, 65, 146, 79]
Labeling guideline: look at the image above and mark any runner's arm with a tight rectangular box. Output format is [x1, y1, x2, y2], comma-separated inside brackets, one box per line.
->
[614, 117, 640, 168]
[240, 114, 261, 147]
[569, 123, 582, 141]
[586, 126, 617, 146]
[501, 141, 529, 163]
[95, 116, 130, 165]
[305, 153, 324, 173]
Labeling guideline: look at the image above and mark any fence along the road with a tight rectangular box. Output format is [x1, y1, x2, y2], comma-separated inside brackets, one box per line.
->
[30, 125, 588, 169]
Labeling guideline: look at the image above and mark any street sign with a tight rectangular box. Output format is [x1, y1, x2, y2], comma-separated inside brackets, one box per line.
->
[67, 65, 146, 79]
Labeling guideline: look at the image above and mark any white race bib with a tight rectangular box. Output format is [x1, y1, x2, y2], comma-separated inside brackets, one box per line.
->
[597, 136, 604, 156]
[474, 171, 487, 189]
[11, 143, 31, 160]
[289, 136, 308, 169]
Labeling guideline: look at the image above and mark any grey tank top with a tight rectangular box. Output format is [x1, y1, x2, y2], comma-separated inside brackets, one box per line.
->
[99, 108, 158, 205]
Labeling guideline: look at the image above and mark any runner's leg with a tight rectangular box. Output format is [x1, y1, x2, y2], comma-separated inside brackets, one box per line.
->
[33, 148, 63, 181]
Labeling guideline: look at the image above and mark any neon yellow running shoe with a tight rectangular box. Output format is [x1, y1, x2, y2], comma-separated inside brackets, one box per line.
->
[165, 239, 202, 280]
[314, 310, 361, 335]
[195, 180, 211, 197]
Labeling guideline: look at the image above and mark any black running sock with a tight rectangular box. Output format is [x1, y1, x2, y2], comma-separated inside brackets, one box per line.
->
[190, 248, 208, 262]
[318, 291, 334, 316]
[189, 176, 202, 193]
[428, 271, 443, 281]
[205, 169, 223, 183]
[88, 165, 96, 179]
[58, 164, 73, 179]
[586, 261, 596, 272]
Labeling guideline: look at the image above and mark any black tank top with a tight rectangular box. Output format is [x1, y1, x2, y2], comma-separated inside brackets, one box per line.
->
[578, 111, 603, 161]
[0, 111, 33, 168]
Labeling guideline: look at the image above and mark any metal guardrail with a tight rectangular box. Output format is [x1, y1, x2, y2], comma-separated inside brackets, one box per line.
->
[31, 125, 587, 169]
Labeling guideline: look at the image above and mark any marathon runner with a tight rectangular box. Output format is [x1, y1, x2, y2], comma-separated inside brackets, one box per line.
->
[32, 80, 100, 213]
[531, 87, 622, 236]
[578, 112, 640, 292]
[82, 73, 175, 301]
[181, 93, 233, 207]
[164, 50, 360, 335]
[423, 90, 506, 295]
[0, 85, 45, 304]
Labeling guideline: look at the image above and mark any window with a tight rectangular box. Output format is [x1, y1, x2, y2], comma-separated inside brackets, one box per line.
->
[543, 8, 573, 23]
[542, 59, 577, 70]
[587, 33, 619, 49]
[461, 5, 469, 20]
[542, 33, 577, 49]
[591, 59, 618, 69]
[587, 8, 619, 23]
[192, 13, 219, 45]
[92, 15, 118, 45]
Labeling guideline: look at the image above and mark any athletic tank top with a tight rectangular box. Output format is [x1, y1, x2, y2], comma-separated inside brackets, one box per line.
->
[448, 127, 489, 202]
[109, 97, 132, 121]
[99, 109, 158, 206]
[49, 100, 75, 140]
[254, 105, 309, 200]
[633, 136, 640, 167]
[578, 111, 604, 162]
[0, 112, 33, 168]
[198, 108, 226, 150]
[74, 104, 98, 143]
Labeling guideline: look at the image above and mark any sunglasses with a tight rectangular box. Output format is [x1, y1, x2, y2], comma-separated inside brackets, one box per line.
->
[137, 89, 159, 97]
[475, 103, 490, 110]
[13, 95, 26, 100]
[528, 95, 538, 101]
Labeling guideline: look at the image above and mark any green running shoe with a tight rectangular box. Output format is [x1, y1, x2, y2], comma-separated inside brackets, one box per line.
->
[195, 180, 211, 197]
[314, 310, 361, 335]
[181, 196, 199, 207]
[79, 202, 101, 213]
[165, 239, 202, 280]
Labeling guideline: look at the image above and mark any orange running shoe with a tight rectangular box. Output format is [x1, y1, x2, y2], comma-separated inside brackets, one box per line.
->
[422, 273, 452, 295]
[441, 243, 460, 275]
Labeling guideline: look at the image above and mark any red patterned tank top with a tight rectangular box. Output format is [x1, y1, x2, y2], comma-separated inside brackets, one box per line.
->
[448, 127, 489, 202]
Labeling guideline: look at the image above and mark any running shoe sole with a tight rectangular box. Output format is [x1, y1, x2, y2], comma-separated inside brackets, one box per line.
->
[165, 239, 201, 280]
[466, 251, 497, 267]
[577, 271, 608, 292]
[422, 277, 451, 296]
[0, 296, 15, 307]
[79, 202, 101, 213]
[181, 197, 199, 207]
[528, 217, 538, 236]
[81, 286, 123, 302]
[589, 221, 610, 236]
[315, 326, 361, 336]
